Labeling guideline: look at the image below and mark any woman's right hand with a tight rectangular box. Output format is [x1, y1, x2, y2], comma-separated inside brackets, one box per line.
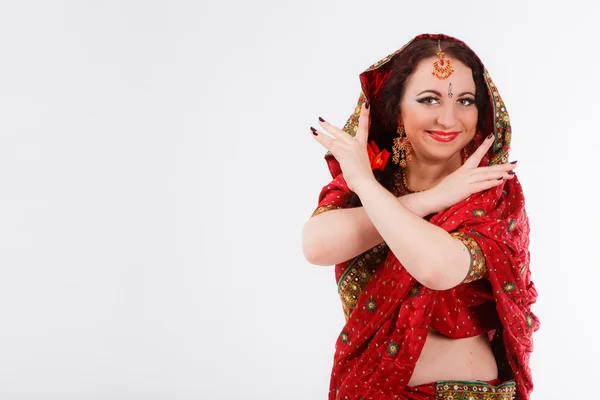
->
[427, 133, 517, 213]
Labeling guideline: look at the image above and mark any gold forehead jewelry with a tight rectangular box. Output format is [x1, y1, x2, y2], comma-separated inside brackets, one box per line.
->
[432, 39, 454, 80]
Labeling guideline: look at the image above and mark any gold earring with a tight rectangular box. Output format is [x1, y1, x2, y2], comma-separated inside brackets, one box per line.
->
[392, 125, 413, 168]
[460, 131, 481, 164]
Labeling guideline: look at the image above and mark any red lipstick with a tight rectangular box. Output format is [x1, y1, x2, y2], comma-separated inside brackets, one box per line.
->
[427, 130, 461, 142]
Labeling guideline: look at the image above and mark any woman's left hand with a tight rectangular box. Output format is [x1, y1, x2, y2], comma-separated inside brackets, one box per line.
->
[311, 103, 375, 193]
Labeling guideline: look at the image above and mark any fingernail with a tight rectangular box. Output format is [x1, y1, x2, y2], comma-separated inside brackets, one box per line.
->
[319, 117, 325, 122]
[365, 100, 370, 109]
[508, 171, 515, 175]
[497, 177, 503, 180]
[488, 133, 494, 139]
[310, 127, 317, 135]
[510, 160, 518, 164]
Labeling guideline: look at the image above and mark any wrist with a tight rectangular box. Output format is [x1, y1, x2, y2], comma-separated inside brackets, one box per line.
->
[407, 187, 441, 217]
[352, 176, 379, 197]
[398, 191, 437, 217]
[421, 187, 442, 215]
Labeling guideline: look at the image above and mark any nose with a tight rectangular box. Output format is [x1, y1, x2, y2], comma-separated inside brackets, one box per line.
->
[436, 103, 457, 128]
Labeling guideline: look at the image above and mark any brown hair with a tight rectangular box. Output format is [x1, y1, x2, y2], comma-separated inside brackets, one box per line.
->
[346, 38, 490, 208]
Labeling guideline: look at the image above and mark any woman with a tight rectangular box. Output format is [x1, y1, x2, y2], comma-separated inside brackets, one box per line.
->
[302, 34, 539, 400]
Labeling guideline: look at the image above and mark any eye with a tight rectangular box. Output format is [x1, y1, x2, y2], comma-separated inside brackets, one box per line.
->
[417, 96, 440, 105]
[457, 97, 476, 106]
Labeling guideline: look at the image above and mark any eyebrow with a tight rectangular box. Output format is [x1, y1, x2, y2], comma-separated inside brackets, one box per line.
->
[417, 90, 476, 97]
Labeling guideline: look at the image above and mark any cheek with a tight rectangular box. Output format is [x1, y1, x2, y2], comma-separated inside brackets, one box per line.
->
[462, 108, 479, 130]
[401, 105, 434, 131]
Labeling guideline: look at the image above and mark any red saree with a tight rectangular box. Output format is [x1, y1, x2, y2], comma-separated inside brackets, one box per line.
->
[311, 34, 539, 400]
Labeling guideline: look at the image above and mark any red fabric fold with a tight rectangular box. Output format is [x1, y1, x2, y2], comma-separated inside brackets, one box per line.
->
[323, 175, 538, 400]
[311, 33, 538, 400]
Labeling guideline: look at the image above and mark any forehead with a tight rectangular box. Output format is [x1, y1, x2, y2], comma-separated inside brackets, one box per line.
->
[404, 56, 475, 93]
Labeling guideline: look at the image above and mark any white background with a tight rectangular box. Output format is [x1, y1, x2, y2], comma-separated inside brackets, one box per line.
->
[0, 0, 597, 399]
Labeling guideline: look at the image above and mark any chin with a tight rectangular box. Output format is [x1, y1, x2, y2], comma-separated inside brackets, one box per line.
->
[418, 142, 467, 161]
[412, 132, 474, 161]
[422, 149, 462, 162]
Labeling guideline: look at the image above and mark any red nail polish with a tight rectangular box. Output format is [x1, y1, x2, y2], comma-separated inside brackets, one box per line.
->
[488, 133, 494, 139]
[365, 100, 370, 109]
[310, 127, 317, 135]
[318, 117, 325, 122]
[510, 160, 518, 164]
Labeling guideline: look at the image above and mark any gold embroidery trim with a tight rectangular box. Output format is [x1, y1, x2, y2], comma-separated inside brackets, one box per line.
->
[450, 231, 487, 283]
[311, 204, 341, 217]
[434, 380, 516, 399]
[337, 243, 388, 320]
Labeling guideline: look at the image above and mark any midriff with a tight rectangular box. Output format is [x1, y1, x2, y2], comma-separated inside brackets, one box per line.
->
[407, 328, 498, 386]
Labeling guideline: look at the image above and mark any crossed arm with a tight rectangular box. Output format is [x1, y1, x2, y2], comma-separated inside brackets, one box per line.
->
[302, 183, 472, 291]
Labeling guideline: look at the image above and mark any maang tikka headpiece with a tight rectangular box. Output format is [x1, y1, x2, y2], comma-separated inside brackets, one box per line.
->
[432, 39, 454, 80]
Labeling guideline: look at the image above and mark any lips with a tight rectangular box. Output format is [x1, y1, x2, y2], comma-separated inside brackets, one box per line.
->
[427, 130, 461, 142]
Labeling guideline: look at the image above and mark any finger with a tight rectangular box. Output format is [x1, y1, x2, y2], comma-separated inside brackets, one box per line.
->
[317, 117, 353, 142]
[470, 162, 517, 180]
[355, 102, 370, 146]
[463, 133, 496, 169]
[472, 176, 508, 192]
[474, 162, 518, 173]
[471, 169, 516, 182]
[310, 126, 336, 150]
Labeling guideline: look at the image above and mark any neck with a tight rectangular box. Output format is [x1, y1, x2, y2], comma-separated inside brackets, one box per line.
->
[404, 152, 463, 192]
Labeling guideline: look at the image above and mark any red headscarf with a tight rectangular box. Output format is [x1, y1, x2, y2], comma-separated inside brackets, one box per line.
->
[312, 34, 539, 399]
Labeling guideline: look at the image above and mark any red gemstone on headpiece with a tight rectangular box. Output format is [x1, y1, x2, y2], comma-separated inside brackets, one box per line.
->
[440, 60, 444, 66]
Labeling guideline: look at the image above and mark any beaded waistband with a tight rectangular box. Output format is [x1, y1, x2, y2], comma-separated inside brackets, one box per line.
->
[434, 380, 516, 399]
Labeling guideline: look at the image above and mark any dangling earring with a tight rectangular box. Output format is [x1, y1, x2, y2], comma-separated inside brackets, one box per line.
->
[392, 125, 413, 168]
[460, 131, 481, 164]
[461, 146, 469, 164]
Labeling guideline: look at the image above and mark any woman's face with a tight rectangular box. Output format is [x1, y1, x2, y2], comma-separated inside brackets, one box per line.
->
[398, 56, 478, 163]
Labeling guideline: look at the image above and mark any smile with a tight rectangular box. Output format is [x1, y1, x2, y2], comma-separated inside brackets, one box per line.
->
[427, 130, 461, 142]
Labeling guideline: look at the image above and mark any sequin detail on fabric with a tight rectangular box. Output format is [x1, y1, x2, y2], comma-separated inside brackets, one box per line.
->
[435, 380, 516, 399]
[451, 231, 488, 283]
[311, 174, 351, 217]
[337, 243, 389, 320]
[318, 34, 539, 400]
[311, 204, 340, 217]
[485, 70, 512, 166]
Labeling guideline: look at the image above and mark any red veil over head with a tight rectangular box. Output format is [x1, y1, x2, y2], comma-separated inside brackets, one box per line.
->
[312, 34, 539, 400]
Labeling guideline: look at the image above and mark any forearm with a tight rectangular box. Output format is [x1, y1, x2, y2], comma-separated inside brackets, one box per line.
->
[302, 191, 437, 266]
[353, 179, 470, 290]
